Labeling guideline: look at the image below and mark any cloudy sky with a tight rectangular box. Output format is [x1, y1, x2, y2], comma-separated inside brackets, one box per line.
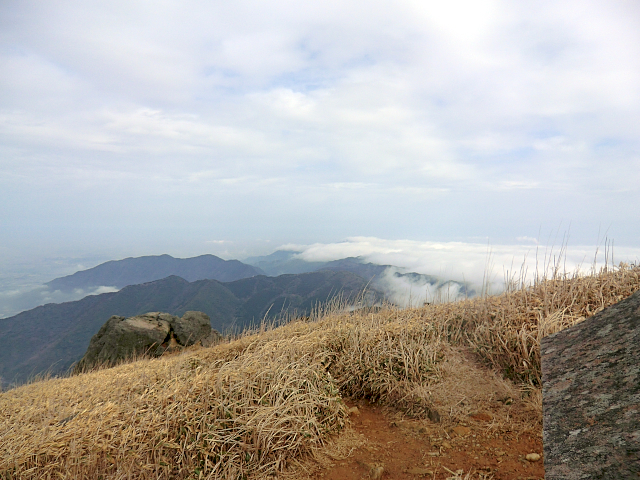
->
[1, 0, 640, 297]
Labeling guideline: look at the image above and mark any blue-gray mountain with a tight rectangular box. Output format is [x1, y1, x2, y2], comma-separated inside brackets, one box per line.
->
[244, 250, 326, 276]
[0, 271, 381, 389]
[47, 254, 265, 291]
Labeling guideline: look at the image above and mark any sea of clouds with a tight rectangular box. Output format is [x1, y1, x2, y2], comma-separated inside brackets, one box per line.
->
[282, 236, 640, 305]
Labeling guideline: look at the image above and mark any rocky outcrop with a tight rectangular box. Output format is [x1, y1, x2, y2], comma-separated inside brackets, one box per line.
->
[171, 311, 212, 346]
[541, 290, 640, 479]
[74, 311, 220, 373]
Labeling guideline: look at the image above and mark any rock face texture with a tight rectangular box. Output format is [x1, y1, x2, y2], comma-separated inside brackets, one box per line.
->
[541, 290, 640, 479]
[75, 311, 220, 373]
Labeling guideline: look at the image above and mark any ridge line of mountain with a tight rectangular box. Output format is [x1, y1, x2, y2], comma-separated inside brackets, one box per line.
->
[46, 254, 265, 291]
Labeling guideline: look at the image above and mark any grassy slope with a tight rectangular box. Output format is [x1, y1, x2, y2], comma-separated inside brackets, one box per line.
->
[1, 263, 638, 479]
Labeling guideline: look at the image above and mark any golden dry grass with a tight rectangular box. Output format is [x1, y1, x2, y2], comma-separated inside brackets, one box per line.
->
[1, 262, 638, 479]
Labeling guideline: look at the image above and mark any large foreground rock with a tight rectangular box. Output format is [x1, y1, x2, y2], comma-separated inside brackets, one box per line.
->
[74, 311, 221, 373]
[541, 290, 640, 479]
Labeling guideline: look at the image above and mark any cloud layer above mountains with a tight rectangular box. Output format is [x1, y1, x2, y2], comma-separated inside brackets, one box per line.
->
[287, 236, 640, 289]
[1, 0, 639, 263]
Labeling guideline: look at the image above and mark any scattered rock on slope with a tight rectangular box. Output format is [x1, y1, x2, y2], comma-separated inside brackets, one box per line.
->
[74, 311, 220, 373]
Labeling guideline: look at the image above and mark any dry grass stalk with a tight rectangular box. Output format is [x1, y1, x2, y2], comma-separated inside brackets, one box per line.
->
[465, 262, 640, 385]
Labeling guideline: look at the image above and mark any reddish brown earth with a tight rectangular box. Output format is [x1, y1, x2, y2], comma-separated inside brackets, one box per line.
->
[311, 401, 544, 480]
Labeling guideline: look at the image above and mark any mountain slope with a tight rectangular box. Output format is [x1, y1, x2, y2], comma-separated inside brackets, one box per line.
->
[225, 270, 374, 322]
[0, 271, 379, 388]
[46, 254, 264, 291]
[243, 250, 325, 276]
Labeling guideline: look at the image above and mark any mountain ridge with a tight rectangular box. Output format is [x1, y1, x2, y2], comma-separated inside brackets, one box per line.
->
[46, 254, 264, 291]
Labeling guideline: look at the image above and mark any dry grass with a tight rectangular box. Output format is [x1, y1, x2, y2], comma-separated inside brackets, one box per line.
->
[1, 262, 639, 479]
[465, 261, 640, 385]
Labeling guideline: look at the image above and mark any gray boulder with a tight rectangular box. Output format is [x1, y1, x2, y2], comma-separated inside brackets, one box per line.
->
[74, 311, 219, 373]
[542, 290, 640, 479]
[172, 311, 211, 345]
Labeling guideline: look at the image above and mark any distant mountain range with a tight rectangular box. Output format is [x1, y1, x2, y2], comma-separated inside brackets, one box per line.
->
[44, 251, 472, 303]
[47, 254, 264, 291]
[0, 271, 380, 389]
[244, 250, 326, 276]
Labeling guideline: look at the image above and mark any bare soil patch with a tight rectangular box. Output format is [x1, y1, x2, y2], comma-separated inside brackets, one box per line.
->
[312, 400, 544, 480]
[299, 346, 544, 480]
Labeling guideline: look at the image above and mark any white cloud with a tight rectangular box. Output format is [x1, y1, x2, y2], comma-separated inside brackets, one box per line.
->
[0, 0, 639, 269]
[0, 285, 120, 319]
[289, 237, 640, 292]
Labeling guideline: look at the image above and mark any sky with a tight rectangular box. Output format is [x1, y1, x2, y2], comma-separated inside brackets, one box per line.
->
[1, 0, 640, 314]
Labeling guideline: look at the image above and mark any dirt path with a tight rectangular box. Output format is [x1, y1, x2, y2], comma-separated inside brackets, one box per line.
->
[311, 400, 544, 480]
